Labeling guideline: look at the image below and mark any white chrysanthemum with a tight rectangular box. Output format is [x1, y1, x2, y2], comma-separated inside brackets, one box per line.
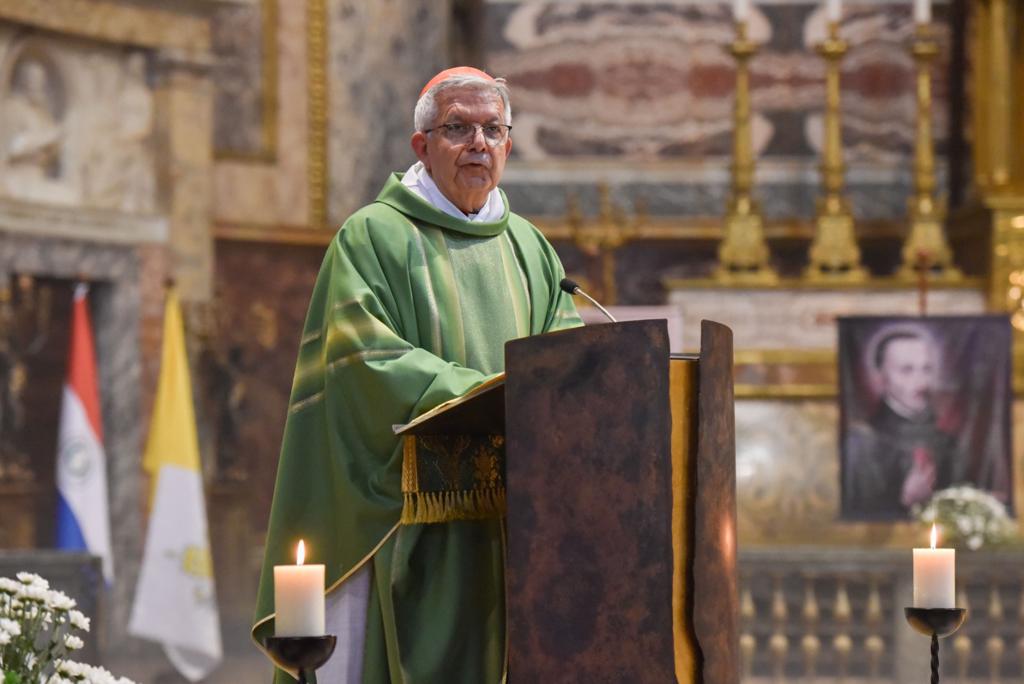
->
[69, 609, 91, 632]
[64, 633, 85, 650]
[919, 485, 1016, 550]
[0, 617, 21, 636]
[0, 630, 11, 645]
[83, 664, 119, 684]
[0, 577, 20, 593]
[57, 659, 86, 676]
[48, 590, 76, 611]
[16, 572, 48, 589]
[18, 584, 49, 602]
[47, 677, 75, 684]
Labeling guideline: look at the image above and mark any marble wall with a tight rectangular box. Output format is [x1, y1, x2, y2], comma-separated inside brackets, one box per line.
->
[212, 0, 309, 228]
[325, 0, 453, 223]
[485, 0, 954, 220]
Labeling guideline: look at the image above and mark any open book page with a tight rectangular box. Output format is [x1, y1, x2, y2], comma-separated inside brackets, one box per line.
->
[394, 372, 506, 434]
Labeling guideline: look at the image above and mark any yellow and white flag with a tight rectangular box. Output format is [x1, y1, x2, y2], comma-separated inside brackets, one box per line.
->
[129, 288, 222, 681]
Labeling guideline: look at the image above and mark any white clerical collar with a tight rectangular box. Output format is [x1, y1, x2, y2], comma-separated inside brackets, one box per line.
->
[401, 161, 504, 223]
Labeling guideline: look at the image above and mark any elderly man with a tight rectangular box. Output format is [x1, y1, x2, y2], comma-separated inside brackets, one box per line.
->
[843, 330, 959, 520]
[252, 67, 581, 683]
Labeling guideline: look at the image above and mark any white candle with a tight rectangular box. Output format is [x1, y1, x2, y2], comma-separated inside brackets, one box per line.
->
[913, 525, 955, 608]
[274, 540, 325, 636]
[826, 0, 842, 23]
[914, 0, 931, 24]
[734, 0, 750, 22]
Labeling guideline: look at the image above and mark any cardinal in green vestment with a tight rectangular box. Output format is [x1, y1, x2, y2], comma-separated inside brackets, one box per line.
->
[252, 67, 582, 683]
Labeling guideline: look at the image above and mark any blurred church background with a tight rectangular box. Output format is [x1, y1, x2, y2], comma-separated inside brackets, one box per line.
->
[0, 0, 1022, 681]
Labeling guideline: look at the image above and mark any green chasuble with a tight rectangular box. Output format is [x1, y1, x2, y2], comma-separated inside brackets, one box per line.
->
[252, 173, 582, 683]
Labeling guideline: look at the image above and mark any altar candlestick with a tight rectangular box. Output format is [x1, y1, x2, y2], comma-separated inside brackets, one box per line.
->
[913, 524, 955, 608]
[914, 0, 931, 24]
[826, 0, 842, 22]
[274, 540, 326, 636]
[734, 0, 750, 22]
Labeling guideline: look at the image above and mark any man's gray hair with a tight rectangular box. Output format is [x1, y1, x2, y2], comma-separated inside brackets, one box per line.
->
[413, 75, 512, 131]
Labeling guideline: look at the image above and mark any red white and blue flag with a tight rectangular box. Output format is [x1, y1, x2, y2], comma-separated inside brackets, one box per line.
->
[55, 284, 114, 583]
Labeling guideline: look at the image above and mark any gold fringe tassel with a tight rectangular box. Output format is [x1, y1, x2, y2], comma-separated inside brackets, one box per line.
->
[400, 487, 507, 524]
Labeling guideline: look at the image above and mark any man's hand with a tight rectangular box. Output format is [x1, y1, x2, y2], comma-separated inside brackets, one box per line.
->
[901, 446, 936, 509]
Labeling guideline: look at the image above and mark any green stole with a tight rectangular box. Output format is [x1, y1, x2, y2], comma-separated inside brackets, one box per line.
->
[252, 174, 582, 683]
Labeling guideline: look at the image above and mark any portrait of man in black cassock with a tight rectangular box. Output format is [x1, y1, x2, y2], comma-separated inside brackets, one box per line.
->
[838, 316, 1014, 521]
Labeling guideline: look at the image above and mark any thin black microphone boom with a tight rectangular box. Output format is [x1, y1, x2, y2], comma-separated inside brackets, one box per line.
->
[559, 278, 618, 323]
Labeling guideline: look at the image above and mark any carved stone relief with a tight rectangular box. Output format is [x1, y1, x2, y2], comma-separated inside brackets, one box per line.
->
[1, 46, 68, 203]
[79, 51, 155, 213]
[0, 29, 157, 213]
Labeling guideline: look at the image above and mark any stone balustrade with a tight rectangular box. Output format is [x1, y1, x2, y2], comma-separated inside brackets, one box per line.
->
[739, 547, 1024, 683]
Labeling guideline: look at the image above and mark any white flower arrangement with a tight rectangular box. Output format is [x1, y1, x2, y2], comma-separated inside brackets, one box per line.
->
[915, 485, 1018, 550]
[0, 572, 136, 684]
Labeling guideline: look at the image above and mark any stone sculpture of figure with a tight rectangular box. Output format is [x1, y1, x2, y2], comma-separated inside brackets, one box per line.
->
[3, 58, 63, 196]
[116, 52, 155, 212]
[81, 51, 156, 212]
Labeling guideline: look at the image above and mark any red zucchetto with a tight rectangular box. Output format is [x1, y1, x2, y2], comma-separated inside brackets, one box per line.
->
[419, 66, 495, 98]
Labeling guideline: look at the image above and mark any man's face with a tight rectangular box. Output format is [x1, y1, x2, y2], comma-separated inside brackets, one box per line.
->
[410, 86, 511, 215]
[879, 337, 936, 416]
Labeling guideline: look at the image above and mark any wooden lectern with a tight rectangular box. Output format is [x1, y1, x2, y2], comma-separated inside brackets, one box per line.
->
[397, 319, 738, 683]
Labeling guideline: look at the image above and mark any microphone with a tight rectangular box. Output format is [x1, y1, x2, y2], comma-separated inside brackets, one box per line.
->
[559, 278, 618, 323]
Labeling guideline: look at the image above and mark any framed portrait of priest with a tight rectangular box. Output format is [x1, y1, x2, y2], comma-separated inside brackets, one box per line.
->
[838, 316, 1014, 521]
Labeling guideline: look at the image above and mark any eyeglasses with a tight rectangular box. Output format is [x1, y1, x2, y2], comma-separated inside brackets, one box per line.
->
[423, 122, 512, 146]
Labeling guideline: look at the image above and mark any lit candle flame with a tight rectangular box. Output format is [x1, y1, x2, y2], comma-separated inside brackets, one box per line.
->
[930, 524, 937, 549]
[297, 540, 306, 566]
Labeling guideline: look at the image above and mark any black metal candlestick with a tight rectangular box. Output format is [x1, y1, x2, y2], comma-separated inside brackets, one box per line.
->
[264, 635, 337, 684]
[904, 607, 967, 683]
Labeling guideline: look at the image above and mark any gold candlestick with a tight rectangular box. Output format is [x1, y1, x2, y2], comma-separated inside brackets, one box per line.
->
[897, 24, 962, 281]
[716, 20, 777, 283]
[805, 21, 868, 282]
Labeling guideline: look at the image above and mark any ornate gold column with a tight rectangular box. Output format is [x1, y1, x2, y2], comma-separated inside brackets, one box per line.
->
[716, 21, 777, 284]
[897, 25, 962, 281]
[973, 0, 1024, 306]
[805, 21, 867, 282]
[969, 0, 1024, 388]
[973, 0, 1022, 197]
[307, 0, 328, 228]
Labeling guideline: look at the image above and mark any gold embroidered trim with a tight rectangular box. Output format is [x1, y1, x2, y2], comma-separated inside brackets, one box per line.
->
[330, 296, 362, 314]
[300, 329, 323, 346]
[326, 348, 408, 372]
[502, 231, 532, 335]
[409, 220, 443, 354]
[400, 488, 507, 525]
[287, 391, 323, 414]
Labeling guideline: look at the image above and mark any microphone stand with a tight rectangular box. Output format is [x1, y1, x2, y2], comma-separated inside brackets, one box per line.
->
[560, 278, 617, 323]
